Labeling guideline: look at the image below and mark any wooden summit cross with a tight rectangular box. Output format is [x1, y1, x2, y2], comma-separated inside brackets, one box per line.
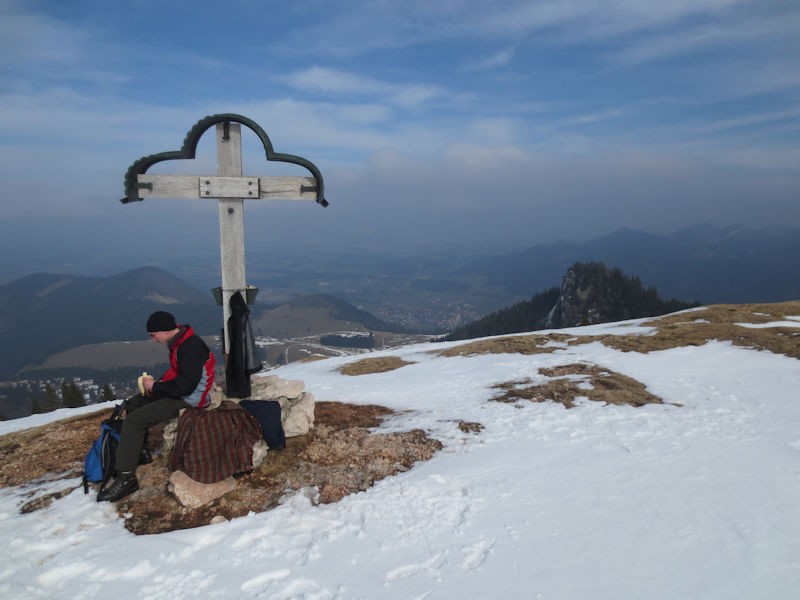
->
[120, 113, 328, 362]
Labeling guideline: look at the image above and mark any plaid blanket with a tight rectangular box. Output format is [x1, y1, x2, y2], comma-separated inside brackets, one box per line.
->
[168, 400, 263, 483]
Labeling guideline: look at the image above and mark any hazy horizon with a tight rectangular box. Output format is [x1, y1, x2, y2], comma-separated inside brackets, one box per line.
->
[2, 1, 799, 281]
[4, 220, 795, 287]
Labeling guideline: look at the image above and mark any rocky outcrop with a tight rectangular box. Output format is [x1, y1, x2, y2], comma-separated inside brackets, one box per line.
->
[446, 261, 696, 342]
[248, 374, 316, 437]
[543, 262, 694, 329]
[545, 265, 607, 328]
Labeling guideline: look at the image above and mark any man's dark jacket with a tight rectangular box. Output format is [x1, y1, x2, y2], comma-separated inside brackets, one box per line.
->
[226, 291, 262, 398]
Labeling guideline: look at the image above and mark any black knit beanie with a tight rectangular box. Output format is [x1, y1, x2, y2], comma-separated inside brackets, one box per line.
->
[146, 311, 177, 333]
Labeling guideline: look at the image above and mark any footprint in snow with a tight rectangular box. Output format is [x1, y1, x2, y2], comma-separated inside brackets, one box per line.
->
[385, 551, 447, 582]
[461, 538, 494, 570]
[240, 569, 292, 595]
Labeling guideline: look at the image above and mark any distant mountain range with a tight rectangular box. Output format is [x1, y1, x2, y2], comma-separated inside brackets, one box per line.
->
[229, 223, 799, 332]
[467, 223, 800, 303]
[1, 222, 797, 381]
[0, 267, 405, 381]
[250, 294, 408, 340]
[0, 267, 221, 380]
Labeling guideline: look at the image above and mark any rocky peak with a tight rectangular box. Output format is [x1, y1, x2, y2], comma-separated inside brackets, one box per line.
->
[545, 262, 639, 328]
[553, 268, 591, 327]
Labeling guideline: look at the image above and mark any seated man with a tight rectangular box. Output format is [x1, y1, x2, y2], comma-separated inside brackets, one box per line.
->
[97, 311, 216, 502]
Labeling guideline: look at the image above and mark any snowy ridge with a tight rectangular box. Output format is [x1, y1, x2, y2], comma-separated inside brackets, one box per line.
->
[1, 314, 799, 599]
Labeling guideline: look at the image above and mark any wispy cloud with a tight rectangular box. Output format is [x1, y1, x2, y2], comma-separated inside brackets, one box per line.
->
[463, 48, 515, 71]
[283, 67, 390, 95]
[603, 7, 800, 67]
[0, 4, 86, 69]
[282, 66, 449, 110]
[693, 107, 800, 135]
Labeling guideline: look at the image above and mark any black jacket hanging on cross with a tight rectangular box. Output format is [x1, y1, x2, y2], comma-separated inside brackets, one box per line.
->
[225, 291, 262, 397]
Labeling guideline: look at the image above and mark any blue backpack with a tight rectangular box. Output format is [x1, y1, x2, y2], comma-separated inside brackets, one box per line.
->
[82, 401, 126, 494]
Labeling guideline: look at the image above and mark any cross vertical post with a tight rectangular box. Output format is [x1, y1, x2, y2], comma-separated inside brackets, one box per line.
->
[215, 122, 245, 357]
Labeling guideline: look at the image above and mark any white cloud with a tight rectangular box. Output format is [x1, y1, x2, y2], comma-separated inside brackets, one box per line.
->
[282, 66, 449, 111]
[603, 6, 800, 67]
[692, 107, 800, 135]
[463, 48, 515, 71]
[0, 4, 86, 69]
[283, 66, 390, 95]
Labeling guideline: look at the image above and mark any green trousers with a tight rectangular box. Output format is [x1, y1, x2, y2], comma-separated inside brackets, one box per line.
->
[115, 394, 189, 473]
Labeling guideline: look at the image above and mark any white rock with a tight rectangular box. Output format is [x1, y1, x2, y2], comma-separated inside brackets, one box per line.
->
[167, 470, 237, 509]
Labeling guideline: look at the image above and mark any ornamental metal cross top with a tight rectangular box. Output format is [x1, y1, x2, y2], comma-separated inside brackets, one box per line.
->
[120, 113, 328, 355]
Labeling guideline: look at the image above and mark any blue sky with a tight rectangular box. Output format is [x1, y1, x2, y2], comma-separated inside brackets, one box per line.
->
[1, 0, 799, 278]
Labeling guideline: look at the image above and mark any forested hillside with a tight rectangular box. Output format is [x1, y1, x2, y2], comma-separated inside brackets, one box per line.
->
[445, 262, 697, 341]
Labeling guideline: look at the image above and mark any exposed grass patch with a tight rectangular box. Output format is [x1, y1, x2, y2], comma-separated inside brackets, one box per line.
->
[438, 302, 800, 360]
[457, 421, 485, 434]
[437, 333, 576, 358]
[338, 356, 415, 375]
[0, 410, 104, 487]
[491, 363, 670, 409]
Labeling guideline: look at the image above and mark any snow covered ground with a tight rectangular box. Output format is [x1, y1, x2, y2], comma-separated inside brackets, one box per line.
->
[1, 314, 799, 599]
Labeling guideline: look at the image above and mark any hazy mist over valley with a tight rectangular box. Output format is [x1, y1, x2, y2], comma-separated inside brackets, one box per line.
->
[2, 223, 797, 403]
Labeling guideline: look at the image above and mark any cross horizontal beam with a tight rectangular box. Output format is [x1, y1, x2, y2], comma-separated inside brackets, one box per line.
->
[135, 174, 319, 200]
[120, 113, 327, 206]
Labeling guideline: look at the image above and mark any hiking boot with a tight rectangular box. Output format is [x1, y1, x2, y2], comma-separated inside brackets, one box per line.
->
[138, 447, 153, 465]
[96, 471, 139, 502]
